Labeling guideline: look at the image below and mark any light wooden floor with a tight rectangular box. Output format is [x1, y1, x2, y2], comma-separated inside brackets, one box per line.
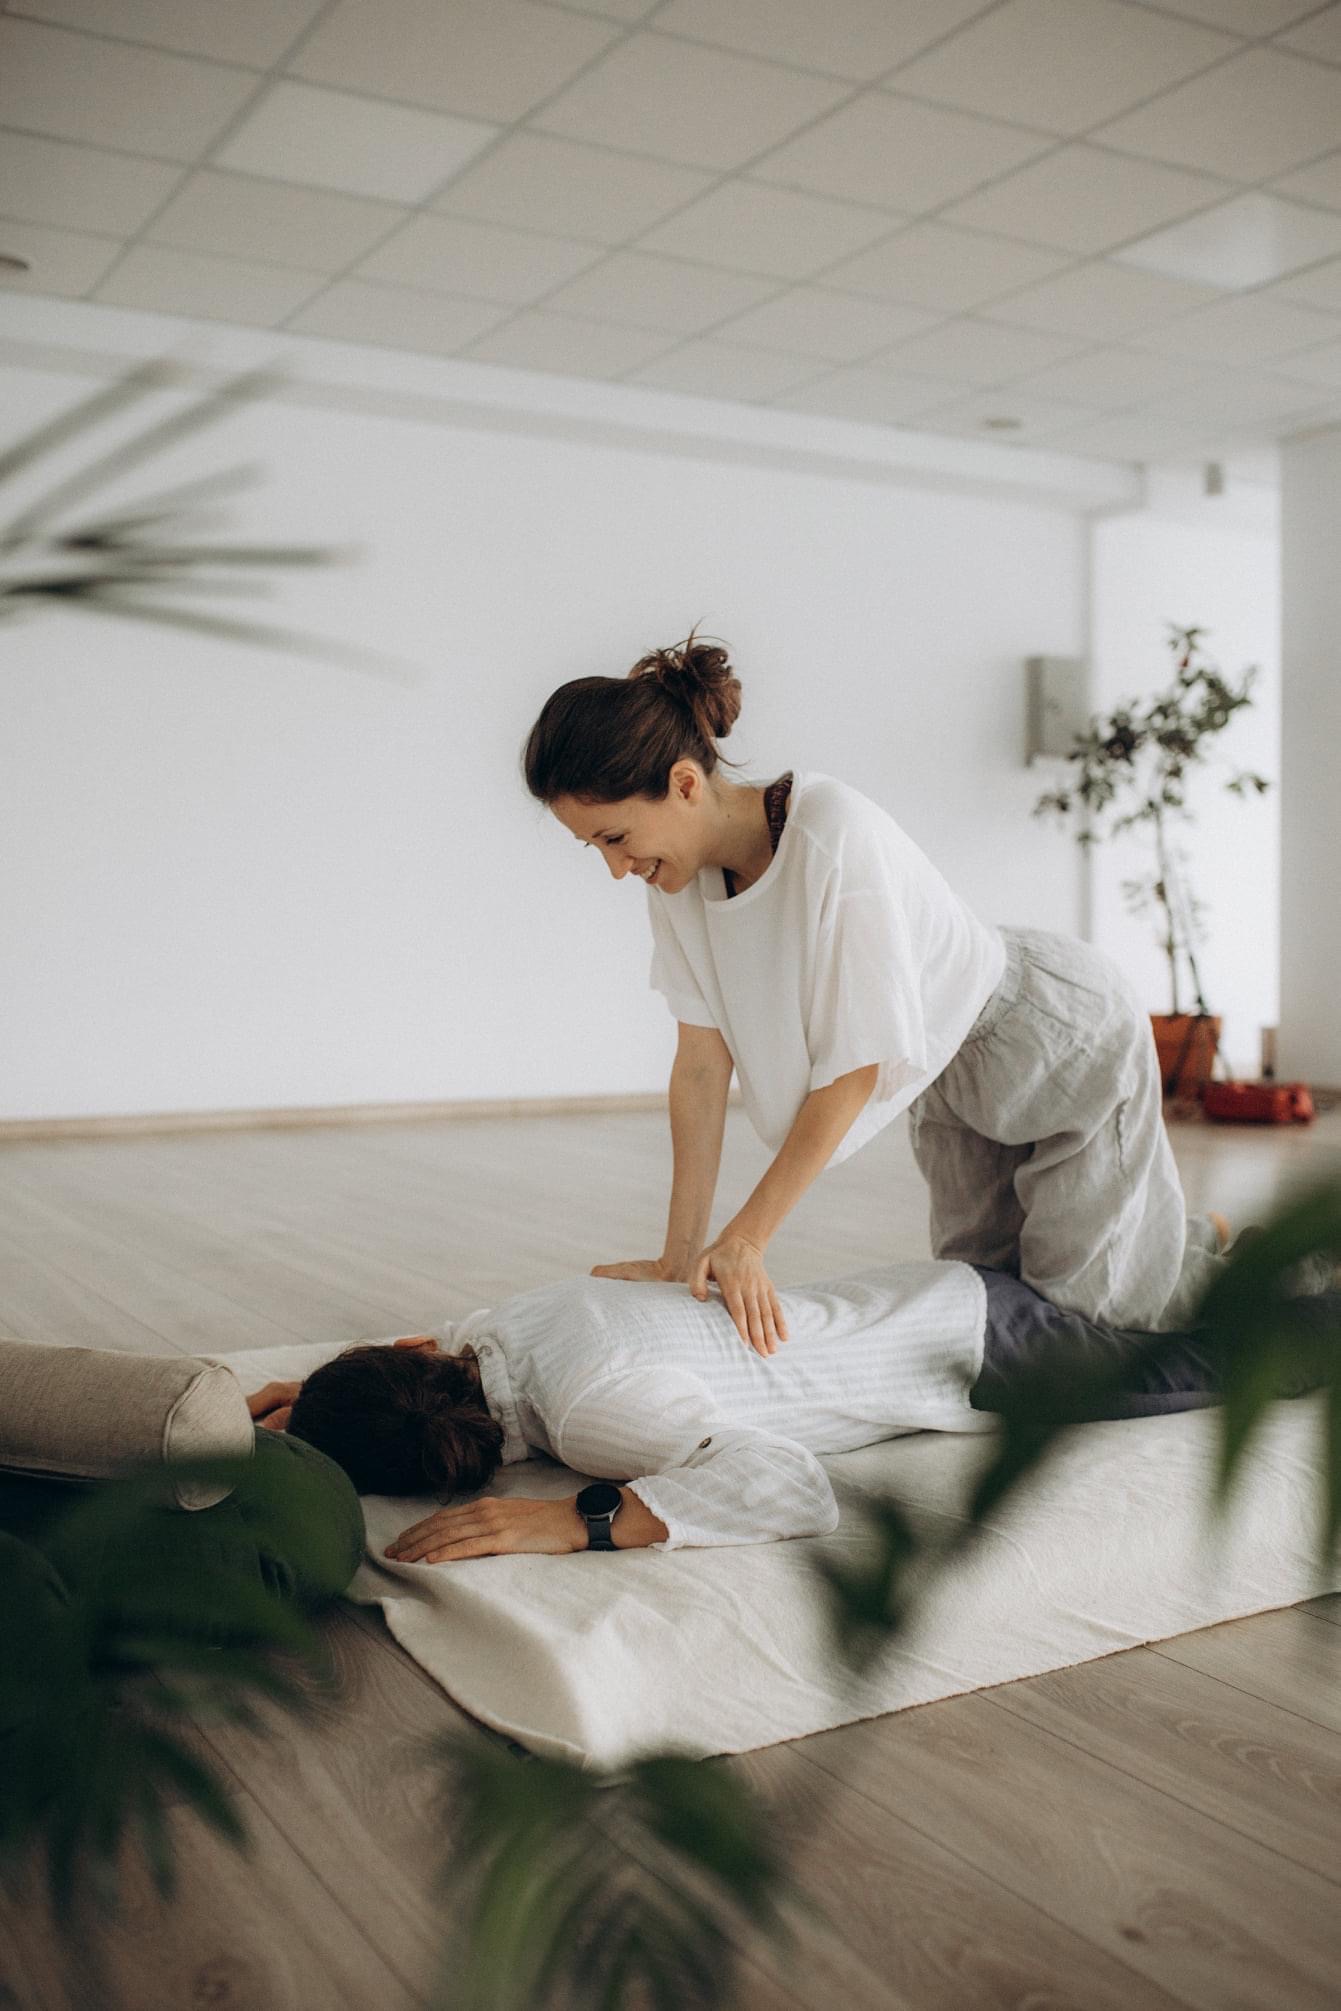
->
[2, 1105, 1340, 2011]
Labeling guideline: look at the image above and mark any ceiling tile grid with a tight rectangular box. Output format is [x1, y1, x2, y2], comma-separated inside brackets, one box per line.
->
[0, 128, 182, 237]
[145, 169, 407, 272]
[430, 132, 717, 242]
[287, 277, 513, 355]
[214, 79, 502, 204]
[4, 0, 1341, 479]
[354, 212, 610, 306]
[11, 0, 331, 69]
[287, 0, 625, 125]
[816, 223, 1073, 313]
[0, 215, 125, 296]
[882, 0, 1240, 136]
[634, 179, 905, 280]
[623, 337, 832, 400]
[92, 242, 329, 324]
[771, 367, 967, 425]
[0, 16, 258, 158]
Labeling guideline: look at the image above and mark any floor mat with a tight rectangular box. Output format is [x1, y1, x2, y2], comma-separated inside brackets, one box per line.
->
[212, 1338, 1339, 1768]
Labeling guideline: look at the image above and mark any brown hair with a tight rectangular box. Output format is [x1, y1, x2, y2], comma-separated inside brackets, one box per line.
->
[522, 625, 744, 805]
[286, 1344, 504, 1498]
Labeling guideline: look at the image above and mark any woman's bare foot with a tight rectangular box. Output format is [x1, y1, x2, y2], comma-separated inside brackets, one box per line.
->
[1209, 1210, 1232, 1252]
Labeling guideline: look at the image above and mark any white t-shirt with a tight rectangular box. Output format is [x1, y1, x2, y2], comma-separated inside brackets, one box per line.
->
[645, 770, 1005, 1166]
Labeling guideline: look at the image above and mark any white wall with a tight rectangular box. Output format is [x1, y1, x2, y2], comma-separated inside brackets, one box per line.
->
[0, 326, 1092, 1122]
[1280, 425, 1341, 1086]
[1086, 481, 1280, 1079]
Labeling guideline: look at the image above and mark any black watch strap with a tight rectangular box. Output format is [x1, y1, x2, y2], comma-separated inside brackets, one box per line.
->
[577, 1483, 623, 1551]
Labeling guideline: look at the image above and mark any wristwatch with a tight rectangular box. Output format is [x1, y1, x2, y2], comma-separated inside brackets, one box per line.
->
[575, 1481, 623, 1551]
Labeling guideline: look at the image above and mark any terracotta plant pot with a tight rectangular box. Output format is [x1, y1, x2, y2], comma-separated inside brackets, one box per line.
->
[1151, 1012, 1221, 1100]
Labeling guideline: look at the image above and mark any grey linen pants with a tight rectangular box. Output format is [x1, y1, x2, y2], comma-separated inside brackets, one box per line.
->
[907, 927, 1225, 1332]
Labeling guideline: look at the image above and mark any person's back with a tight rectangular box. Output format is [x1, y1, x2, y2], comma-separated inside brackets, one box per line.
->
[466, 1259, 993, 1464]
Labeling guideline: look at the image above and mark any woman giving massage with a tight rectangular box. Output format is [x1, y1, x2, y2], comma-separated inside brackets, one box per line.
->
[246, 1261, 1336, 1567]
[520, 629, 1237, 1359]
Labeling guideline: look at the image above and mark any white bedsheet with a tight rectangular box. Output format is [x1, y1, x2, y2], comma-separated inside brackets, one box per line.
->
[212, 1339, 1340, 1769]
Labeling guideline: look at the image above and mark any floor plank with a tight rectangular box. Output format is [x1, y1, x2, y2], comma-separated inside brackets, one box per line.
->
[1154, 1606, 1341, 1737]
[729, 1744, 1184, 2011]
[0, 1175, 304, 1355]
[984, 1642, 1341, 1884]
[0, 1716, 426, 2011]
[791, 1690, 1341, 2009]
[180, 1604, 483, 2002]
[0, 1222, 173, 1354]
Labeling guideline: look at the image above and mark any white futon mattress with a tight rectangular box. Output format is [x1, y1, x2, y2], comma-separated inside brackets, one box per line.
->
[212, 1339, 1339, 1770]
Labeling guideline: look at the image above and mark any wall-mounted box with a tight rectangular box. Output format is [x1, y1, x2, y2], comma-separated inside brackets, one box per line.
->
[1025, 655, 1088, 766]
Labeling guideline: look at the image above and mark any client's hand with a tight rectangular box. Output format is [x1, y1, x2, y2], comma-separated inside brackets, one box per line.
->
[246, 1379, 303, 1433]
[690, 1233, 788, 1357]
[384, 1495, 584, 1565]
[590, 1256, 684, 1284]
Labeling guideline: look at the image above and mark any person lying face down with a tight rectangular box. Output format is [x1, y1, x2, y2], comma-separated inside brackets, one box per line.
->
[246, 1261, 1337, 1567]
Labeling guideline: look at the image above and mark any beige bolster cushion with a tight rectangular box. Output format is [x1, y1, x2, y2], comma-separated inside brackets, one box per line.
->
[0, 1337, 255, 1511]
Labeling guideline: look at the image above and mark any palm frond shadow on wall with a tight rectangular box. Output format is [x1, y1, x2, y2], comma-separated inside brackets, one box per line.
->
[0, 357, 418, 683]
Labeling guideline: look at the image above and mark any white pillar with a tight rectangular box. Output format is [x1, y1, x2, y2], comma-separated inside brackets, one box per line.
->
[1280, 426, 1341, 1087]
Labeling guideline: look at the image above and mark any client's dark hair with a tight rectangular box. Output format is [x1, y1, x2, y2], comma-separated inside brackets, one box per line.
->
[286, 1345, 504, 1497]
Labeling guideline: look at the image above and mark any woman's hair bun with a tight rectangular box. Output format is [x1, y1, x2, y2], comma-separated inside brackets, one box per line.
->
[629, 624, 742, 741]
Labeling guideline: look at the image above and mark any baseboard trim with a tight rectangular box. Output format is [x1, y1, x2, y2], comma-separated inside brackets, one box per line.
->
[0, 1091, 726, 1143]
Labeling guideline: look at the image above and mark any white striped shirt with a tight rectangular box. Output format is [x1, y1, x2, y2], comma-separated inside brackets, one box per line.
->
[438, 1262, 993, 1550]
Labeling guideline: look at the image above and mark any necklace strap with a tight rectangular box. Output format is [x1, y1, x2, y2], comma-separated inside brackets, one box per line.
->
[763, 771, 794, 853]
[724, 772, 793, 899]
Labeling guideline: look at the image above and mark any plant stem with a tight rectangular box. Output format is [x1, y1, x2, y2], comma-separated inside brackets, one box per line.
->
[1171, 863, 1212, 1017]
[1152, 807, 1182, 1016]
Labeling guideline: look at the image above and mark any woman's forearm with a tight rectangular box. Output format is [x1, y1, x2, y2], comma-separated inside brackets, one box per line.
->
[728, 1064, 879, 1251]
[661, 1044, 733, 1277]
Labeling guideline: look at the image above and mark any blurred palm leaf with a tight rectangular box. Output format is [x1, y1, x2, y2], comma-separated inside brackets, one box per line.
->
[428, 1732, 792, 2011]
[813, 1492, 921, 1674]
[1194, 1181, 1341, 1552]
[0, 359, 417, 682]
[0, 1450, 346, 1919]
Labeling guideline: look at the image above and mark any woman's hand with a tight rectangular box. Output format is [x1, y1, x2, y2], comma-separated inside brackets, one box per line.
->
[690, 1233, 789, 1356]
[590, 1256, 685, 1284]
[245, 1379, 303, 1433]
[384, 1495, 585, 1564]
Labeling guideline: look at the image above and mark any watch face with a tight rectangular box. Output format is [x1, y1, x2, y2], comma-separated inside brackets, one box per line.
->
[576, 1481, 622, 1519]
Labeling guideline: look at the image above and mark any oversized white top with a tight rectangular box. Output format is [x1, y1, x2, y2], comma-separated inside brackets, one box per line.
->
[443, 1260, 992, 1549]
[645, 770, 1006, 1164]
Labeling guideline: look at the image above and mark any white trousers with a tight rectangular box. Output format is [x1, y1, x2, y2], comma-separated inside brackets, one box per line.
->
[907, 927, 1224, 1332]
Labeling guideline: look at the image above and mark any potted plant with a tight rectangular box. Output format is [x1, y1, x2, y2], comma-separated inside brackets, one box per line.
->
[1034, 624, 1269, 1099]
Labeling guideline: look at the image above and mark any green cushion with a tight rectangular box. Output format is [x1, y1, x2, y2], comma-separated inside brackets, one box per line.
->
[0, 1427, 365, 1620]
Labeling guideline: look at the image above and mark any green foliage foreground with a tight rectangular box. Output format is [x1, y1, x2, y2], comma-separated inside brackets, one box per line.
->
[2, 1182, 1337, 2007]
[0, 1446, 353, 1918]
[429, 1737, 792, 2011]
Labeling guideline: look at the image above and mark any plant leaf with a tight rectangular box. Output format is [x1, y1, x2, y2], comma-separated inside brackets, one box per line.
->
[0, 358, 175, 492]
[4, 365, 283, 541]
[51, 583, 419, 683]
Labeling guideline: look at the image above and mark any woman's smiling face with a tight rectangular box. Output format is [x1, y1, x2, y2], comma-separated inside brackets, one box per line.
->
[550, 763, 705, 894]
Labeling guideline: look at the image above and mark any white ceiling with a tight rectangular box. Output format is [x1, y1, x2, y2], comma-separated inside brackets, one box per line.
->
[3, 0, 1341, 481]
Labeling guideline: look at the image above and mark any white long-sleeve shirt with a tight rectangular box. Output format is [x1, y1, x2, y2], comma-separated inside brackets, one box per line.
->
[645, 770, 1005, 1165]
[436, 1262, 993, 1550]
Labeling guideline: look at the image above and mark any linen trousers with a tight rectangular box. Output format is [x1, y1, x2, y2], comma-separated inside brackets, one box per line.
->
[907, 927, 1224, 1332]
